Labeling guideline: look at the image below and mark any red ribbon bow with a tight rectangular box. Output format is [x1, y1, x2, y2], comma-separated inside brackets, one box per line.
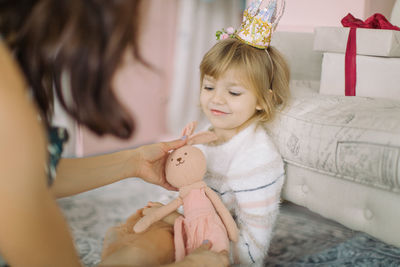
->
[340, 13, 400, 96]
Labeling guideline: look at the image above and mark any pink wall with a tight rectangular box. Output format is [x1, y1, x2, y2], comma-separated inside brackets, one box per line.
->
[248, 0, 397, 32]
[78, 0, 178, 156]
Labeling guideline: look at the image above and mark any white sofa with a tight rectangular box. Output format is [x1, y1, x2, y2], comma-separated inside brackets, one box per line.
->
[268, 31, 400, 248]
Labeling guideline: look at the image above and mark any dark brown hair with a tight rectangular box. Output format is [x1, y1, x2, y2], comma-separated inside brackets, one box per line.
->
[200, 38, 290, 123]
[0, 0, 146, 138]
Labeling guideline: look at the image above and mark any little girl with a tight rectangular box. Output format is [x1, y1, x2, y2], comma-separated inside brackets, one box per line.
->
[195, 0, 290, 265]
[197, 41, 289, 266]
[102, 0, 289, 266]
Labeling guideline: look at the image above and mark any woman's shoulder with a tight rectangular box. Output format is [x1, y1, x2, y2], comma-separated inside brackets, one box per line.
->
[0, 42, 40, 128]
[0, 42, 26, 94]
[0, 42, 47, 182]
[0, 42, 30, 117]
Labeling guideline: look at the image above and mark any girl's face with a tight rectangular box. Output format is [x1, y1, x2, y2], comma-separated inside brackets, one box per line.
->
[200, 68, 261, 140]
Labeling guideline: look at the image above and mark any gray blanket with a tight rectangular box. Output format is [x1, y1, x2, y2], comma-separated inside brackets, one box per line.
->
[58, 179, 168, 267]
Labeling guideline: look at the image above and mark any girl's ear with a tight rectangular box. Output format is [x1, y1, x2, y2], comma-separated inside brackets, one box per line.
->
[187, 131, 218, 145]
[256, 101, 263, 111]
[181, 121, 197, 137]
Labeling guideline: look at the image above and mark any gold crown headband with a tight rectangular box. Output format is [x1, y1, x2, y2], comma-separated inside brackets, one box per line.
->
[236, 0, 285, 49]
[215, 0, 285, 91]
[216, 0, 286, 49]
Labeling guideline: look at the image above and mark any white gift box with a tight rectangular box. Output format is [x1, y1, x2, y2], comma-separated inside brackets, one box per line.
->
[319, 52, 400, 99]
[313, 27, 400, 57]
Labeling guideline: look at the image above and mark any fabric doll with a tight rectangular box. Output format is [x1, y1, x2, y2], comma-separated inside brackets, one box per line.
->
[133, 121, 239, 261]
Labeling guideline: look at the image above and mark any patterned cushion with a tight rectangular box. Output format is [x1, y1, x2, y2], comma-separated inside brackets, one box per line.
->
[266, 93, 400, 193]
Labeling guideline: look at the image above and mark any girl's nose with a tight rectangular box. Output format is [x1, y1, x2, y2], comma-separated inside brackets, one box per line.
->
[211, 90, 225, 104]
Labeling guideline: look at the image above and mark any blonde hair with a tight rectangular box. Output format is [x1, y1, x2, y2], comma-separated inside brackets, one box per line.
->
[200, 38, 290, 123]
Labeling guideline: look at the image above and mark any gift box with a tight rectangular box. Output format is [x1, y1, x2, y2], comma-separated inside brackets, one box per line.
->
[319, 52, 400, 100]
[313, 26, 400, 57]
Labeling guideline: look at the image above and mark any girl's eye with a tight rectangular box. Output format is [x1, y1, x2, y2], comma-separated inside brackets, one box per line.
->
[203, 86, 214, 91]
[229, 91, 241, 96]
[170, 158, 173, 161]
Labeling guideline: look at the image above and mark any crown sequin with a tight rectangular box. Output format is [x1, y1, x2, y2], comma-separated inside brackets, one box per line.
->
[235, 0, 285, 49]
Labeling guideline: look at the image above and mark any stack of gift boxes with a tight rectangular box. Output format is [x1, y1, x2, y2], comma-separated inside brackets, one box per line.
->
[313, 23, 400, 100]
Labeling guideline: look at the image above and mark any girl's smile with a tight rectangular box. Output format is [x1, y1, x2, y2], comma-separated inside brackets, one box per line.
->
[209, 108, 231, 116]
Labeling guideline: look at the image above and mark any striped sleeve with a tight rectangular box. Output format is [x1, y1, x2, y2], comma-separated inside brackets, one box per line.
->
[227, 141, 285, 266]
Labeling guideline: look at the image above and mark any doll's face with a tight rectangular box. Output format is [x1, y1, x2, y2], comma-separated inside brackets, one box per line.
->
[166, 146, 206, 188]
[200, 68, 261, 139]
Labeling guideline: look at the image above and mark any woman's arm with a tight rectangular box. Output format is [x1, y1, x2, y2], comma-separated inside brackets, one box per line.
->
[52, 139, 186, 198]
[0, 43, 82, 266]
[52, 150, 136, 198]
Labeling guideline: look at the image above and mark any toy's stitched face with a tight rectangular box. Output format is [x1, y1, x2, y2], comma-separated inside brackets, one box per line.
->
[170, 151, 188, 166]
[166, 145, 206, 188]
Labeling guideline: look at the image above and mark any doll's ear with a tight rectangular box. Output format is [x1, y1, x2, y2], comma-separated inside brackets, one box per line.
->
[181, 121, 197, 137]
[187, 131, 218, 145]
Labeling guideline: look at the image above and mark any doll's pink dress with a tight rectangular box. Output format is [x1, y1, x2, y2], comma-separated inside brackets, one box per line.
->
[174, 187, 230, 261]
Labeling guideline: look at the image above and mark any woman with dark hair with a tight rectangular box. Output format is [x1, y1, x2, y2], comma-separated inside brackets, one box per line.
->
[0, 1, 229, 266]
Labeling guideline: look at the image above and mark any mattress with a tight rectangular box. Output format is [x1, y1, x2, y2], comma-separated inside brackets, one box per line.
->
[265, 91, 400, 247]
[283, 162, 400, 248]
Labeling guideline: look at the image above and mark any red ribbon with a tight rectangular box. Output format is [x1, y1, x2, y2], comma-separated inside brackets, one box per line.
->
[341, 13, 400, 96]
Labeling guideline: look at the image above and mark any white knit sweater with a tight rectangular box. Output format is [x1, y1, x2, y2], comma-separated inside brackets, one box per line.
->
[197, 123, 285, 267]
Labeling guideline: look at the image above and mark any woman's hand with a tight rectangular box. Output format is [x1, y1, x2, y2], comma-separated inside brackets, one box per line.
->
[100, 209, 229, 267]
[100, 209, 175, 266]
[126, 138, 186, 190]
[173, 241, 230, 267]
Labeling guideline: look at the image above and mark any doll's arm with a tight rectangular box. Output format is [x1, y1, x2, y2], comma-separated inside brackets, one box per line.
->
[133, 198, 182, 233]
[205, 187, 239, 242]
[143, 202, 182, 225]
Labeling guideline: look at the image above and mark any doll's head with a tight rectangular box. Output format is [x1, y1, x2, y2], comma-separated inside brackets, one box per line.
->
[200, 38, 290, 125]
[165, 122, 217, 188]
[166, 146, 206, 188]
